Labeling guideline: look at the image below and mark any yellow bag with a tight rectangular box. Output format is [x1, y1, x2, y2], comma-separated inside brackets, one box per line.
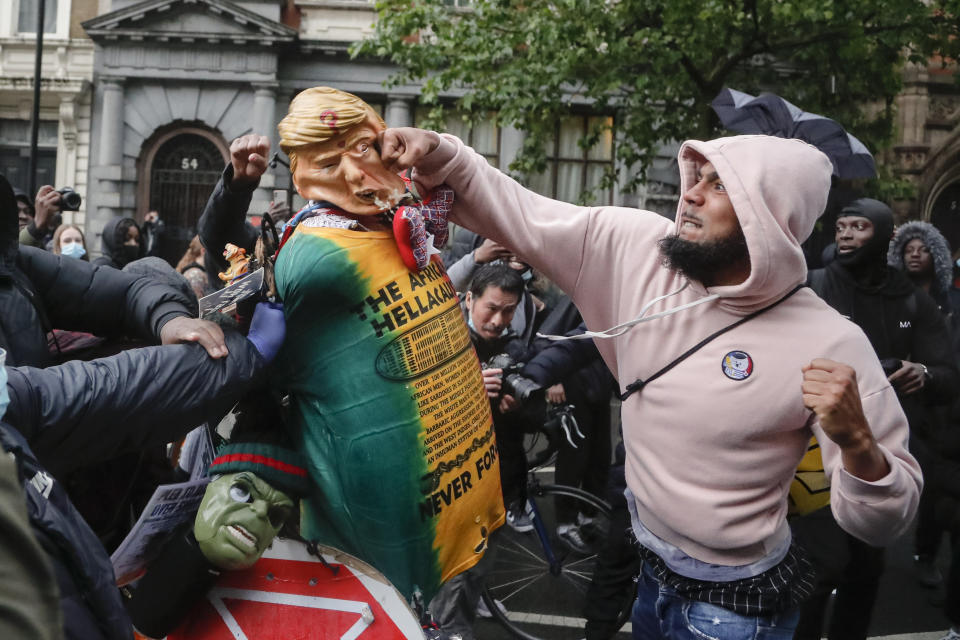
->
[788, 436, 831, 516]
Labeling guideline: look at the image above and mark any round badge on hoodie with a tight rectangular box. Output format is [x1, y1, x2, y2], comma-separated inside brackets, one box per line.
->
[722, 351, 753, 380]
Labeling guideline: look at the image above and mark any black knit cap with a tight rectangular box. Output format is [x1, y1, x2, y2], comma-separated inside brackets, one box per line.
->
[208, 443, 310, 498]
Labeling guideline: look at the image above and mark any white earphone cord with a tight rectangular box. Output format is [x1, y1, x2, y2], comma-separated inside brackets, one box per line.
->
[536, 282, 720, 341]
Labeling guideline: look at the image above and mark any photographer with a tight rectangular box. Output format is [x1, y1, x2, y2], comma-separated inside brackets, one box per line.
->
[465, 264, 541, 531]
[19, 185, 73, 250]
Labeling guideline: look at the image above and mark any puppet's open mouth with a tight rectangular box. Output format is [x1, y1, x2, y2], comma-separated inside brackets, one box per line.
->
[227, 524, 258, 550]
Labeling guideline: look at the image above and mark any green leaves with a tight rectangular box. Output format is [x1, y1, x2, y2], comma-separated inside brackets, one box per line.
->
[356, 0, 957, 194]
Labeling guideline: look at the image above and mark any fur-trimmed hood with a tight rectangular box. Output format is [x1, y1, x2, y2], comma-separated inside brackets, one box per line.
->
[887, 220, 953, 296]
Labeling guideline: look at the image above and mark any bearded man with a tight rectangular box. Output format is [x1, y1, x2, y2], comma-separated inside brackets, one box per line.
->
[376, 129, 922, 638]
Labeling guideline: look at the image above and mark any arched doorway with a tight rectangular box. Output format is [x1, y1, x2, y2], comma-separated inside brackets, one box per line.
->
[141, 128, 227, 266]
[930, 182, 960, 257]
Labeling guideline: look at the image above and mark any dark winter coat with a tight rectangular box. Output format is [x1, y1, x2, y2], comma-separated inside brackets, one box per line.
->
[809, 261, 958, 435]
[3, 330, 267, 640]
[0, 176, 193, 368]
[197, 165, 260, 291]
[0, 247, 195, 368]
[887, 220, 954, 312]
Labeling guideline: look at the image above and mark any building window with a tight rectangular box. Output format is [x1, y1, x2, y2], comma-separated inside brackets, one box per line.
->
[0, 119, 58, 192]
[528, 115, 614, 205]
[415, 108, 500, 167]
[17, 0, 58, 34]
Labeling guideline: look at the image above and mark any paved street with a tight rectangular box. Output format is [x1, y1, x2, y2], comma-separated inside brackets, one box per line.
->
[472, 522, 952, 639]
[469, 445, 951, 640]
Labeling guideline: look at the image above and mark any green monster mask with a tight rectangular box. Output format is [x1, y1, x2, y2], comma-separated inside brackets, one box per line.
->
[194, 472, 294, 570]
[194, 443, 309, 570]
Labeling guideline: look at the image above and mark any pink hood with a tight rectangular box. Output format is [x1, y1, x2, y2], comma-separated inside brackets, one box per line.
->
[677, 136, 833, 313]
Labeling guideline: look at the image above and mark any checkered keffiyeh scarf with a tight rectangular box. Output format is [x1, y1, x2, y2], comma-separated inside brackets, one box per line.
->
[276, 184, 453, 272]
[639, 540, 815, 617]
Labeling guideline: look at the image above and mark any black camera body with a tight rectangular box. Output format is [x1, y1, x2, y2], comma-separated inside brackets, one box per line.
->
[58, 187, 82, 211]
[485, 353, 542, 402]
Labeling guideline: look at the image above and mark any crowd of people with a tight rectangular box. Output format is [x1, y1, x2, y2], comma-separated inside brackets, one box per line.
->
[3, 98, 960, 640]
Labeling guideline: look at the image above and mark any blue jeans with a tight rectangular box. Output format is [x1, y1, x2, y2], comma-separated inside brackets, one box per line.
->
[631, 562, 800, 640]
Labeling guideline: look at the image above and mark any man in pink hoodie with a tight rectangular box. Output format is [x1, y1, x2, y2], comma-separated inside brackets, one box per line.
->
[378, 128, 921, 637]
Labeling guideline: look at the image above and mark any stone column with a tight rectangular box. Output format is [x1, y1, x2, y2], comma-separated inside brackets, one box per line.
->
[252, 83, 280, 202]
[385, 95, 414, 127]
[98, 77, 124, 167]
[252, 83, 278, 143]
[93, 76, 126, 233]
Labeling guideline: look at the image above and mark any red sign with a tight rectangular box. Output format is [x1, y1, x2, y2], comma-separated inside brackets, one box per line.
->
[168, 541, 421, 639]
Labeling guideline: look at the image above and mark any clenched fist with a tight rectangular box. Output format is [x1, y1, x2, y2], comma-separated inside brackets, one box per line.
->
[230, 134, 270, 187]
[801, 358, 889, 481]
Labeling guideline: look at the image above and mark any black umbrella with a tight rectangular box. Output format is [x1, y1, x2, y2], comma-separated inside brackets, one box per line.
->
[711, 88, 877, 179]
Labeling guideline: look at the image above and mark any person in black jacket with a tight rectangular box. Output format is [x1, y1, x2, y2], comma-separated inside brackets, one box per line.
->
[1, 301, 284, 640]
[0, 361, 61, 640]
[196, 135, 267, 291]
[0, 173, 227, 368]
[797, 198, 959, 640]
[465, 265, 535, 524]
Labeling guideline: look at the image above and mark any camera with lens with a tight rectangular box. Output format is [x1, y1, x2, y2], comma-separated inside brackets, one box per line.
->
[57, 187, 82, 211]
[484, 353, 542, 403]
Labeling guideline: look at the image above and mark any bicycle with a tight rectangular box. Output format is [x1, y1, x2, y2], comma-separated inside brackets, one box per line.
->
[480, 403, 634, 640]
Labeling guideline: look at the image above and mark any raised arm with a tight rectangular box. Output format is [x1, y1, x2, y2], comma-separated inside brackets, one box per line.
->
[197, 135, 268, 279]
[4, 317, 283, 476]
[20, 245, 191, 340]
[381, 127, 592, 295]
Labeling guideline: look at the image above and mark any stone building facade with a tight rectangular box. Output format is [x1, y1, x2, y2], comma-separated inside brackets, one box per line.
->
[0, 0, 96, 228]
[10, 0, 955, 261]
[893, 60, 960, 254]
[77, 0, 633, 264]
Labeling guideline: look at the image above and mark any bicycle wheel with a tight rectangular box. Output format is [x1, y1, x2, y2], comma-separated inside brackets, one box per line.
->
[480, 484, 632, 640]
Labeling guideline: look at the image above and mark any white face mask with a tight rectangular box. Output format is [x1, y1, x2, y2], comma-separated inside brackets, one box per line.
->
[60, 242, 86, 259]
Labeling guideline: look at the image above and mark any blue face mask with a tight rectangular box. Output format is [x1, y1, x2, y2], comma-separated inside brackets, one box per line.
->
[60, 242, 86, 260]
[0, 349, 8, 421]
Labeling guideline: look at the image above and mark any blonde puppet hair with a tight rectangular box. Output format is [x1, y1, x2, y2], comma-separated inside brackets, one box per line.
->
[278, 87, 386, 174]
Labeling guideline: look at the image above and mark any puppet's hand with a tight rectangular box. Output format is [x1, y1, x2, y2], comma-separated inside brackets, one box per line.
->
[247, 302, 286, 363]
[230, 134, 270, 187]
